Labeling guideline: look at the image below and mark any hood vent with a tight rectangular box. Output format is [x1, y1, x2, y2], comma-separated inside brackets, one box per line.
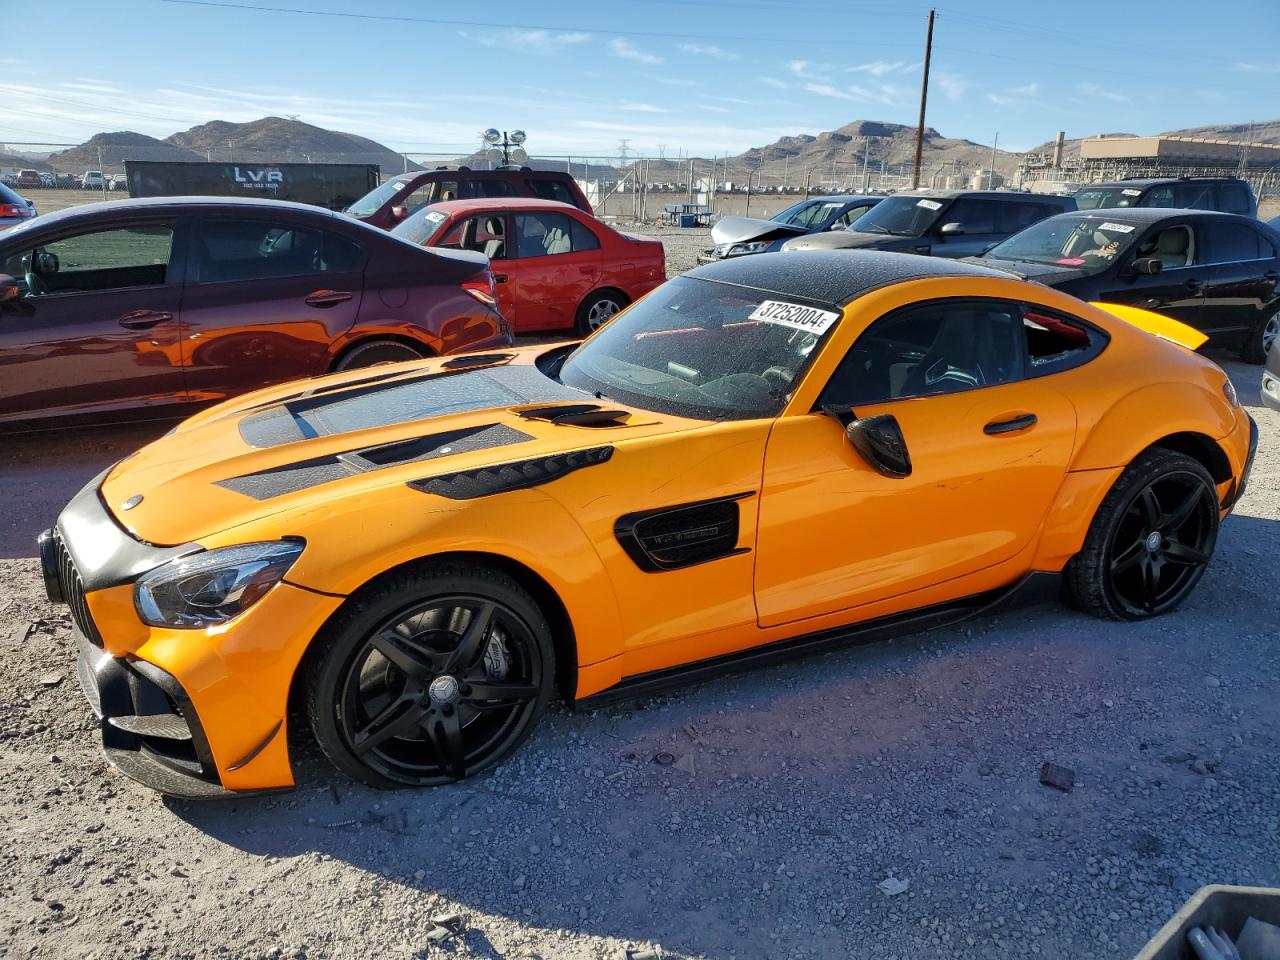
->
[518, 404, 632, 427]
[441, 352, 515, 370]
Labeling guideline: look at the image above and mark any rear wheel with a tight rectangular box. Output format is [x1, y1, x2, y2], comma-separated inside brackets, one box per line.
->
[1068, 449, 1219, 621]
[1241, 309, 1279, 364]
[333, 339, 427, 371]
[574, 289, 628, 337]
[304, 561, 555, 788]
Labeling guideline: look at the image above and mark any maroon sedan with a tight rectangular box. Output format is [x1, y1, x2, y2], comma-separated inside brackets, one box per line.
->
[0, 197, 510, 431]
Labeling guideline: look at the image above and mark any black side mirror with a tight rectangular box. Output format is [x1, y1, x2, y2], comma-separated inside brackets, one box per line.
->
[825, 407, 912, 478]
[1131, 257, 1163, 276]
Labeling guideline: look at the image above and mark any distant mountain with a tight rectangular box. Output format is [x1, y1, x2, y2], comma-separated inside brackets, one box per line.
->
[166, 117, 418, 174]
[47, 132, 203, 174]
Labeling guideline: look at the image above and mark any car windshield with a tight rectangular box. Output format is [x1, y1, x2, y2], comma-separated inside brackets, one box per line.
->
[850, 195, 947, 236]
[390, 208, 453, 246]
[1074, 186, 1142, 210]
[559, 276, 838, 421]
[986, 215, 1140, 267]
[346, 178, 408, 216]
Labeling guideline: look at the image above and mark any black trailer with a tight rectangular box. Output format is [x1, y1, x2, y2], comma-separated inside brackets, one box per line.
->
[123, 161, 380, 211]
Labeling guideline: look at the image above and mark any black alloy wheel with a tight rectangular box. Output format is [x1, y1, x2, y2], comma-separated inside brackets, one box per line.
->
[1068, 449, 1219, 621]
[306, 563, 554, 788]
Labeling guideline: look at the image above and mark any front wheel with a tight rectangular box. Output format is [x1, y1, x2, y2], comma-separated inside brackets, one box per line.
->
[1241, 309, 1279, 364]
[574, 290, 628, 337]
[304, 561, 555, 788]
[1067, 449, 1219, 621]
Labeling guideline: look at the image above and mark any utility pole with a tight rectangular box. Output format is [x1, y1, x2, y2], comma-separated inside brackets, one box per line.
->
[988, 133, 998, 189]
[96, 146, 106, 196]
[861, 137, 871, 191]
[910, 8, 936, 189]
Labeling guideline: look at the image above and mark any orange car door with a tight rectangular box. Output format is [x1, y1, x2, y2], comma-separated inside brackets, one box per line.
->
[754, 298, 1079, 628]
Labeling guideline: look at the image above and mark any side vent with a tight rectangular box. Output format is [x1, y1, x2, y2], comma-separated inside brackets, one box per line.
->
[615, 493, 752, 572]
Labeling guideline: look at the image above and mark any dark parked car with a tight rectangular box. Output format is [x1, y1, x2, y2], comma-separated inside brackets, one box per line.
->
[967, 208, 1280, 362]
[1074, 177, 1256, 218]
[0, 197, 510, 431]
[0, 182, 36, 232]
[699, 195, 883, 262]
[1262, 339, 1280, 412]
[346, 166, 593, 230]
[781, 190, 1074, 258]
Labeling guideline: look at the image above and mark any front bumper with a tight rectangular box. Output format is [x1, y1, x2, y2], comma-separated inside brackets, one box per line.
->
[1263, 368, 1280, 413]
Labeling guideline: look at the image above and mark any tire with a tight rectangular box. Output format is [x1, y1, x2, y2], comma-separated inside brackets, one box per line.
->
[1067, 449, 1219, 621]
[1240, 309, 1279, 365]
[574, 289, 628, 338]
[333, 339, 427, 371]
[304, 560, 555, 789]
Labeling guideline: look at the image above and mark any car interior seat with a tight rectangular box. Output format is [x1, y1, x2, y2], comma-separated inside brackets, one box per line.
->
[1153, 228, 1191, 268]
[482, 217, 505, 259]
[543, 226, 571, 255]
[899, 312, 986, 397]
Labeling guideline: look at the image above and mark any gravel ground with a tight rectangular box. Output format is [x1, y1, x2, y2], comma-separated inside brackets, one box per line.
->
[1, 332, 1277, 955]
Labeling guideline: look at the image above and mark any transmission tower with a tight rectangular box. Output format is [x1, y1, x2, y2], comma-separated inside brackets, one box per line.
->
[617, 139, 631, 162]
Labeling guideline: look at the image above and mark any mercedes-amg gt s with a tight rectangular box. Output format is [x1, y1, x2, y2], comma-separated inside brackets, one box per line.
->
[42, 251, 1257, 796]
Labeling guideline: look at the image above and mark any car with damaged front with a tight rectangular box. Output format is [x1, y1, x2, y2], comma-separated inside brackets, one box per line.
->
[43, 250, 1256, 796]
[699, 195, 882, 263]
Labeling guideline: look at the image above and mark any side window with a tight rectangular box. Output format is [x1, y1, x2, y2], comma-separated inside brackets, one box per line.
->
[943, 199, 997, 234]
[831, 204, 873, 228]
[401, 185, 434, 215]
[474, 178, 514, 198]
[195, 220, 360, 282]
[998, 201, 1052, 233]
[512, 212, 577, 258]
[434, 216, 507, 258]
[1022, 307, 1106, 376]
[527, 178, 577, 206]
[434, 180, 459, 203]
[1215, 183, 1252, 216]
[1174, 182, 1214, 209]
[28, 225, 174, 294]
[819, 300, 1023, 406]
[568, 217, 600, 252]
[1133, 225, 1194, 269]
[1202, 221, 1262, 264]
[1141, 186, 1176, 208]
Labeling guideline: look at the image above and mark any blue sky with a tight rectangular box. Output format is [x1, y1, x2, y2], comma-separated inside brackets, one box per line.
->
[2, 0, 1278, 158]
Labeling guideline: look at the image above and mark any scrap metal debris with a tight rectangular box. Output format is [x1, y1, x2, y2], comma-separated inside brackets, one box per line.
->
[878, 877, 910, 897]
[1039, 761, 1075, 792]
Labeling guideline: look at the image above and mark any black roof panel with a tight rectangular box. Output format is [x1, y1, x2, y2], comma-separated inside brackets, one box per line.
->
[685, 250, 1012, 306]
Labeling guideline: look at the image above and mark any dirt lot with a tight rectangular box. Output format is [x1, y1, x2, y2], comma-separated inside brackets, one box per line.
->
[1, 351, 1277, 960]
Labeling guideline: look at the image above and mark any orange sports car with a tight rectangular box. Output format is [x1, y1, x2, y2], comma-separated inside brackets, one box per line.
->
[42, 250, 1257, 796]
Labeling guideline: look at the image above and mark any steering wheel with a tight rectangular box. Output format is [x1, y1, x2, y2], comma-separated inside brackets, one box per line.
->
[24, 271, 46, 296]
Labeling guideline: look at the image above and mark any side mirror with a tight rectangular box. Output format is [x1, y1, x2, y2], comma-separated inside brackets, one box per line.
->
[0, 275, 20, 304]
[391, 205, 409, 220]
[1131, 257, 1163, 276]
[938, 222, 964, 236]
[825, 407, 912, 478]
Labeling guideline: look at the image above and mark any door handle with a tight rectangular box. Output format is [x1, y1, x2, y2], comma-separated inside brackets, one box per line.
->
[984, 413, 1037, 435]
[304, 290, 353, 307]
[578, 265, 597, 275]
[494, 275, 508, 284]
[117, 310, 174, 330]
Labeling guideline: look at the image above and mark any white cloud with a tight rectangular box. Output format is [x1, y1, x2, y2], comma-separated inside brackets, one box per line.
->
[849, 60, 915, 77]
[680, 42, 738, 60]
[697, 104, 732, 114]
[805, 83, 854, 101]
[787, 59, 811, 77]
[935, 71, 968, 101]
[762, 77, 789, 90]
[986, 82, 1040, 108]
[1235, 62, 1280, 73]
[1077, 82, 1131, 105]
[609, 38, 663, 65]
[623, 103, 667, 113]
[466, 28, 589, 53]
[650, 75, 696, 87]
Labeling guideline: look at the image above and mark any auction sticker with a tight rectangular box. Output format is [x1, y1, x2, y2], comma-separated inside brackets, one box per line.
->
[1098, 222, 1135, 233]
[916, 199, 943, 210]
[750, 299, 840, 334]
[1122, 188, 1142, 196]
[425, 211, 447, 222]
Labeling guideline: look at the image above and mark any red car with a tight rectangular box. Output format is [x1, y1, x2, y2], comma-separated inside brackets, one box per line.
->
[393, 198, 666, 336]
[0, 197, 510, 431]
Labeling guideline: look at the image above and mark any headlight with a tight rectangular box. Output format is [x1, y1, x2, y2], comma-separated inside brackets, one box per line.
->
[729, 241, 770, 256]
[135, 540, 304, 628]
[1222, 378, 1239, 408]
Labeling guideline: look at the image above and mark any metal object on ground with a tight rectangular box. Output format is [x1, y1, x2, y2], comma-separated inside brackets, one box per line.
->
[1039, 761, 1076, 792]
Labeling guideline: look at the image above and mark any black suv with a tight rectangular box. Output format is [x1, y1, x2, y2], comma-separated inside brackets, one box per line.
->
[781, 190, 1075, 259]
[1074, 177, 1256, 217]
[345, 166, 593, 230]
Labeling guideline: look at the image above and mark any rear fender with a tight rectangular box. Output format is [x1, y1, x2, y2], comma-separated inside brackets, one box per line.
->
[1070, 382, 1235, 473]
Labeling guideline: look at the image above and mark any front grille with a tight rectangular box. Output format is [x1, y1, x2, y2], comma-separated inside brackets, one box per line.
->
[53, 534, 103, 648]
